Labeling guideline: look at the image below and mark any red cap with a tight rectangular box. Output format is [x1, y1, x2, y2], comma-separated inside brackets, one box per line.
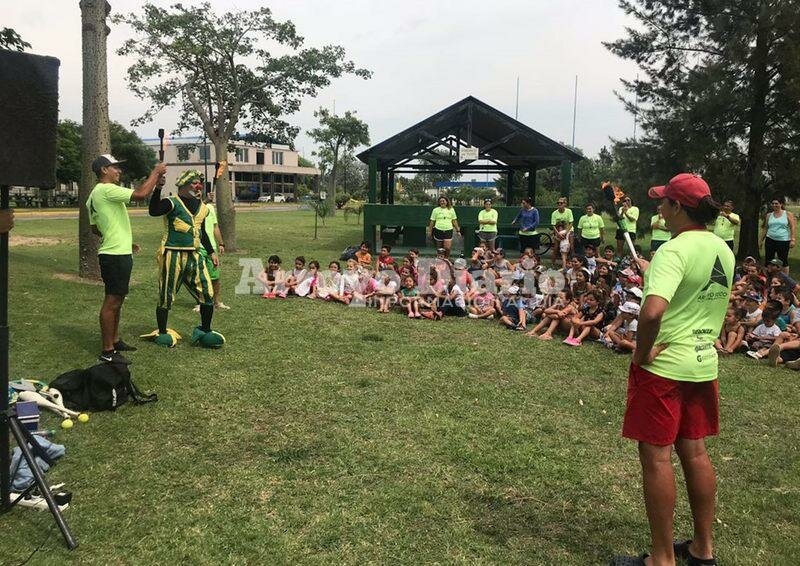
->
[648, 173, 710, 208]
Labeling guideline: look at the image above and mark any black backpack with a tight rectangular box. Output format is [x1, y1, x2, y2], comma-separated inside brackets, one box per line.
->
[50, 363, 157, 411]
[340, 245, 358, 261]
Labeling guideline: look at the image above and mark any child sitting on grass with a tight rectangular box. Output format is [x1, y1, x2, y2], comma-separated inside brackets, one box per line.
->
[715, 306, 746, 355]
[563, 289, 605, 346]
[468, 284, 497, 319]
[281, 256, 308, 298]
[740, 292, 763, 330]
[596, 245, 619, 270]
[399, 275, 422, 318]
[296, 260, 319, 298]
[334, 258, 361, 305]
[259, 255, 285, 298]
[441, 273, 468, 317]
[498, 283, 526, 330]
[376, 245, 395, 270]
[601, 300, 639, 352]
[315, 261, 342, 300]
[354, 240, 372, 268]
[374, 271, 398, 313]
[746, 309, 781, 359]
[527, 289, 577, 340]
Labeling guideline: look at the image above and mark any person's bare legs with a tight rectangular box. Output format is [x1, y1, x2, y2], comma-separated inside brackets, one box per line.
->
[212, 279, 222, 307]
[539, 318, 559, 340]
[675, 438, 716, 561]
[638, 442, 676, 566]
[100, 294, 123, 352]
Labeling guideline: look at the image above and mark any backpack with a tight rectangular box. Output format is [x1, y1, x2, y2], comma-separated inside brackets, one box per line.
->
[49, 363, 157, 411]
[340, 245, 358, 261]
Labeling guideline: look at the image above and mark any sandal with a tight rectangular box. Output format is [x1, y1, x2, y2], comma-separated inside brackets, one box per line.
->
[674, 540, 717, 565]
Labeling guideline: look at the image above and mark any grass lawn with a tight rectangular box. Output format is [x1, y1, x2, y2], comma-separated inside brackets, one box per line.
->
[2, 211, 798, 565]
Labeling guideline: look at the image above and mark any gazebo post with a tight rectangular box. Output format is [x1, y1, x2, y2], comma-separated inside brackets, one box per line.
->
[388, 172, 395, 204]
[527, 167, 536, 203]
[560, 160, 572, 200]
[380, 167, 388, 204]
[505, 169, 514, 206]
[368, 157, 378, 203]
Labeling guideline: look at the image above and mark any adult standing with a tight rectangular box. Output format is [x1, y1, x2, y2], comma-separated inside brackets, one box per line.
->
[87, 154, 166, 363]
[712, 200, 739, 251]
[576, 202, 604, 252]
[613, 173, 733, 566]
[649, 204, 671, 256]
[194, 191, 230, 311]
[476, 198, 498, 251]
[761, 196, 796, 271]
[148, 170, 224, 348]
[616, 196, 640, 257]
[428, 196, 461, 258]
[511, 197, 540, 253]
[551, 197, 574, 263]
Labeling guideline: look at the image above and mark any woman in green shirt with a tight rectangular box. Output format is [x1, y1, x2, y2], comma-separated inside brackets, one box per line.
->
[428, 196, 461, 257]
[476, 198, 498, 251]
[649, 204, 671, 256]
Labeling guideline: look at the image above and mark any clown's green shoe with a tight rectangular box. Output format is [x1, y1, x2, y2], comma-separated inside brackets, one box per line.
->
[199, 329, 225, 349]
[191, 326, 207, 345]
[154, 333, 177, 348]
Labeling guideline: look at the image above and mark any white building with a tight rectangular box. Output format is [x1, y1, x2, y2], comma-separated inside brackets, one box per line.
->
[143, 136, 319, 200]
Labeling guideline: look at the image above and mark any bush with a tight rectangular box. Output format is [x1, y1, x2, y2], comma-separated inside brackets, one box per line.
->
[335, 192, 352, 209]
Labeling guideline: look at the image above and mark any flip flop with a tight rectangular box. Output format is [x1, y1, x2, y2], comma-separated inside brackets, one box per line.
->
[673, 540, 717, 565]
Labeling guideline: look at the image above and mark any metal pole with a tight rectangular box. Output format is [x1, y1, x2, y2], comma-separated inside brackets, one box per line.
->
[633, 73, 639, 142]
[571, 75, 578, 147]
[515, 77, 520, 120]
[203, 133, 209, 196]
[0, 186, 9, 509]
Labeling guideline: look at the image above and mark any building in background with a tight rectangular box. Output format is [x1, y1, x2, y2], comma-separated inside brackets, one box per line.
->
[142, 136, 319, 201]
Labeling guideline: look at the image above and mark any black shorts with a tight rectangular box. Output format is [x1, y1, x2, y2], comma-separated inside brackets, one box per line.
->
[580, 237, 602, 249]
[98, 254, 133, 296]
[616, 229, 636, 241]
[432, 228, 454, 241]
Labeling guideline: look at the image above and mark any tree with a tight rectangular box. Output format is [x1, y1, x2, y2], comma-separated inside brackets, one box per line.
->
[79, 0, 112, 279]
[308, 108, 369, 214]
[58, 120, 158, 185]
[605, 0, 800, 258]
[0, 28, 31, 51]
[114, 3, 370, 251]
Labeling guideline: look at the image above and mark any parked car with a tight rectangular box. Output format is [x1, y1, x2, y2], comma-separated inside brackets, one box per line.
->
[272, 194, 286, 203]
[257, 196, 271, 203]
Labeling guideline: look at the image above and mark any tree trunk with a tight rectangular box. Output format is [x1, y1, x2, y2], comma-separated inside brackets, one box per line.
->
[213, 139, 237, 251]
[738, 12, 772, 260]
[78, 0, 111, 279]
[327, 155, 339, 216]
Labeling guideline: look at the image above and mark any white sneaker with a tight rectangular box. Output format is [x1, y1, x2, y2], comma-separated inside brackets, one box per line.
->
[215, 302, 231, 310]
[192, 305, 201, 313]
[468, 313, 479, 319]
[746, 350, 762, 359]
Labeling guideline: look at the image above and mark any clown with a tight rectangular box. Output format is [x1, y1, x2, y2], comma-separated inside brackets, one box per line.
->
[143, 170, 225, 348]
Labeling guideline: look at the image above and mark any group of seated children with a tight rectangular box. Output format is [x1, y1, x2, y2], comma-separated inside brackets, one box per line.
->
[257, 240, 645, 353]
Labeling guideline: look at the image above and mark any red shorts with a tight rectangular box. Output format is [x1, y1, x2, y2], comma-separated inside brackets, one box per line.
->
[622, 363, 719, 446]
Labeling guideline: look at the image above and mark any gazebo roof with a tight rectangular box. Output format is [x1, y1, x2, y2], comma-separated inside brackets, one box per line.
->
[357, 95, 582, 170]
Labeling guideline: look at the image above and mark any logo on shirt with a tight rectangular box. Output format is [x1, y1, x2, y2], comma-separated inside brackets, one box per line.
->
[702, 255, 730, 292]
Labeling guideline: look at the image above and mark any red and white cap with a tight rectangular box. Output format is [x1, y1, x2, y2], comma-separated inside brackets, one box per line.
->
[648, 173, 710, 208]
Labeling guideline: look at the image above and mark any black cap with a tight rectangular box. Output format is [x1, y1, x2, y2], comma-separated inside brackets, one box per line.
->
[92, 154, 126, 174]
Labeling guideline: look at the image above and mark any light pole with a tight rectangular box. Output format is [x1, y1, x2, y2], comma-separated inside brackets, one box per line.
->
[202, 133, 209, 197]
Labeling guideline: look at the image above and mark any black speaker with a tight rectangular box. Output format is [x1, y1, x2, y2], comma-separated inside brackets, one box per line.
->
[0, 50, 60, 188]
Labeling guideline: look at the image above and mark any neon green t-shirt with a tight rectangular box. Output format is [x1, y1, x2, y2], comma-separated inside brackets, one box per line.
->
[641, 230, 735, 382]
[550, 208, 574, 228]
[430, 207, 457, 231]
[577, 213, 604, 239]
[86, 183, 134, 255]
[618, 206, 639, 233]
[650, 214, 671, 242]
[204, 203, 219, 251]
[713, 212, 739, 242]
[477, 209, 498, 233]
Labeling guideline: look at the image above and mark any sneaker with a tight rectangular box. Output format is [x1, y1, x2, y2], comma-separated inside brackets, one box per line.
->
[98, 350, 130, 364]
[746, 350, 762, 359]
[192, 304, 201, 312]
[785, 358, 800, 370]
[767, 344, 782, 367]
[468, 313, 479, 319]
[113, 339, 137, 352]
[215, 302, 231, 310]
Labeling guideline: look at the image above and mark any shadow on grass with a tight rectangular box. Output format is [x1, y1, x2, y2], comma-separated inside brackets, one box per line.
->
[49, 323, 97, 357]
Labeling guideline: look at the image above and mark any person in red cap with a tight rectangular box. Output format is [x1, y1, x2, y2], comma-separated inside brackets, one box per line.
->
[612, 173, 734, 566]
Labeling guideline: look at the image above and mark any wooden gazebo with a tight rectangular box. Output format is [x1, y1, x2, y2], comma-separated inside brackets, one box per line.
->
[357, 96, 583, 252]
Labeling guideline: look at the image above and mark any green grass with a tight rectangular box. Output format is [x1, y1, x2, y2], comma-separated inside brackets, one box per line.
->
[2, 211, 799, 565]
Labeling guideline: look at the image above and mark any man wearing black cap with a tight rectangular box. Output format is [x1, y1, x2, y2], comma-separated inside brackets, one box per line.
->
[87, 154, 166, 363]
[613, 173, 733, 566]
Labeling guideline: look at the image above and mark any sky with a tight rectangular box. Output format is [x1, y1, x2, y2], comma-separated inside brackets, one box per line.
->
[7, 0, 639, 161]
